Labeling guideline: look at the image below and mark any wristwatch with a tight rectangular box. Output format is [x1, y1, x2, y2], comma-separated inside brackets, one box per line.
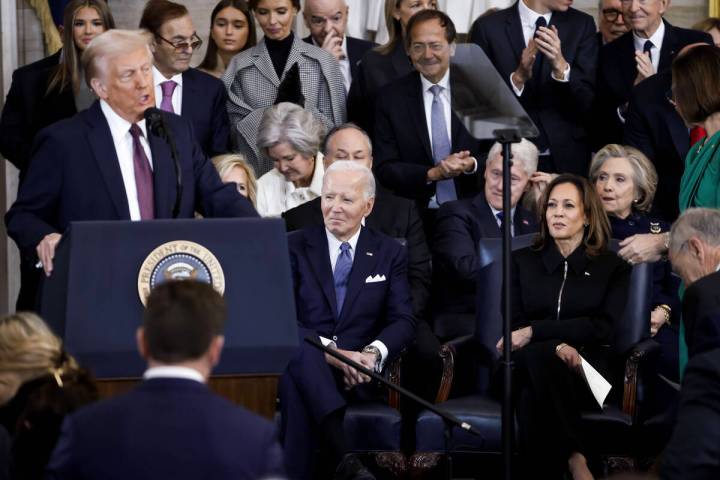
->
[362, 345, 382, 372]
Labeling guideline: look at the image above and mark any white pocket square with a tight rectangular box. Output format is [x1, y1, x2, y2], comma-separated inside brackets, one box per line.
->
[365, 274, 386, 283]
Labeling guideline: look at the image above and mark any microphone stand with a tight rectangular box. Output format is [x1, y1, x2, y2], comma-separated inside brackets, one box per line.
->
[492, 128, 522, 480]
[305, 336, 483, 480]
[145, 108, 183, 218]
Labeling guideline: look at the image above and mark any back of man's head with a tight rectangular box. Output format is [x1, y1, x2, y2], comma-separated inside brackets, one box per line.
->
[142, 281, 226, 364]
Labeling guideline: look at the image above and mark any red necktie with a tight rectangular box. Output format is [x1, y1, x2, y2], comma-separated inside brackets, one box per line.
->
[690, 126, 707, 146]
[129, 124, 155, 220]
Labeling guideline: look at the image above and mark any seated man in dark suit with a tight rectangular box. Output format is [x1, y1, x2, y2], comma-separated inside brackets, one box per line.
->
[281, 161, 416, 479]
[470, 0, 597, 174]
[432, 138, 540, 339]
[139, 0, 230, 157]
[374, 10, 482, 231]
[595, 0, 711, 147]
[302, 0, 376, 95]
[5, 30, 256, 281]
[45, 280, 284, 479]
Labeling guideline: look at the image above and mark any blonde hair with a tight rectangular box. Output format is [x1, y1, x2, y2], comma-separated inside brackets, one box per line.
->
[212, 154, 258, 206]
[81, 29, 153, 88]
[0, 313, 78, 380]
[588, 144, 658, 214]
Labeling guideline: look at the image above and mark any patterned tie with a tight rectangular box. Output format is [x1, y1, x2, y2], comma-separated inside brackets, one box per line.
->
[533, 17, 547, 81]
[160, 80, 177, 113]
[430, 85, 457, 204]
[333, 242, 353, 315]
[129, 124, 155, 220]
[643, 40, 654, 66]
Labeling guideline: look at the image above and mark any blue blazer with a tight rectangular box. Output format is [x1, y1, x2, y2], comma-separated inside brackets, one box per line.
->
[5, 101, 257, 255]
[45, 378, 284, 480]
[288, 225, 416, 357]
[181, 68, 230, 157]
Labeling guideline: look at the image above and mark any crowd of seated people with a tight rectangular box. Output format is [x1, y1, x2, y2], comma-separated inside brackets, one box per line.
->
[2, 0, 720, 478]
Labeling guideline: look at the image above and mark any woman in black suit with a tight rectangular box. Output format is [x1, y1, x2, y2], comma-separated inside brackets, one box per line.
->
[347, 0, 436, 133]
[0, 0, 115, 311]
[590, 144, 680, 382]
[498, 174, 630, 479]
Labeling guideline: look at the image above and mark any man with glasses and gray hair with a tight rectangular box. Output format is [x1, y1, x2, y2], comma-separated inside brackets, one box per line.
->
[597, 0, 629, 45]
[139, 0, 230, 157]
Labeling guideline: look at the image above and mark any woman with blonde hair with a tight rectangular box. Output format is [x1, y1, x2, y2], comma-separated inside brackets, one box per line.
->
[347, 0, 437, 132]
[212, 153, 258, 206]
[0, 312, 97, 480]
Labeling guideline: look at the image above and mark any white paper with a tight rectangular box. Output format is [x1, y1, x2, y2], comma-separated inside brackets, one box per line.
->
[579, 355, 612, 408]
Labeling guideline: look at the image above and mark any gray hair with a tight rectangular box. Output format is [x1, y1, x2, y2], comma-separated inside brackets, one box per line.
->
[588, 144, 658, 214]
[487, 138, 539, 176]
[256, 102, 326, 160]
[323, 161, 376, 200]
[321, 123, 373, 156]
[82, 29, 153, 87]
[669, 208, 720, 252]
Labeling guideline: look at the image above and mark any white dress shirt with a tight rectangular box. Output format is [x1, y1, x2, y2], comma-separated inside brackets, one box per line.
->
[633, 20, 665, 74]
[143, 365, 205, 383]
[100, 100, 153, 221]
[511, 0, 570, 96]
[255, 156, 325, 217]
[153, 66, 183, 114]
[320, 226, 389, 370]
[312, 36, 352, 93]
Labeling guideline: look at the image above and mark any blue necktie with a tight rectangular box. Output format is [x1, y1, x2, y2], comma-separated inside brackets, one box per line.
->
[430, 85, 457, 204]
[333, 242, 353, 314]
[643, 40, 654, 65]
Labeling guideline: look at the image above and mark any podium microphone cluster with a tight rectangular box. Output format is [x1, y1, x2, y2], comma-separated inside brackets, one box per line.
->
[144, 107, 183, 218]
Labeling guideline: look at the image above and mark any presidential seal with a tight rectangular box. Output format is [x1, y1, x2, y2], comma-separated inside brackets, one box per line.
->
[138, 240, 225, 305]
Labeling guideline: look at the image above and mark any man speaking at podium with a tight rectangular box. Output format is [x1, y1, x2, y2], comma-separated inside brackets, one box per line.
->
[5, 30, 256, 286]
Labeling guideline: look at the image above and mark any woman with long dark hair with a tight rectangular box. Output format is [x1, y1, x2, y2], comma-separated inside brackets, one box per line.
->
[198, 0, 256, 78]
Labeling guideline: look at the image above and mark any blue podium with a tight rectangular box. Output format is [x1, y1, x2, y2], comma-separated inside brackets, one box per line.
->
[40, 218, 299, 378]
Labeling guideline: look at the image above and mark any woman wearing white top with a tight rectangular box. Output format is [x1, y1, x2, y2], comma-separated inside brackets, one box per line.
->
[255, 102, 327, 217]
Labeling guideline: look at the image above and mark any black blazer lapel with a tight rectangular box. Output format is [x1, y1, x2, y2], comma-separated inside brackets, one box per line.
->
[337, 228, 380, 327]
[407, 74, 434, 162]
[617, 34, 638, 90]
[514, 206, 537, 235]
[473, 195, 502, 237]
[505, 4, 526, 66]
[346, 37, 363, 80]
[658, 21, 678, 73]
[83, 102, 131, 220]
[147, 122, 176, 219]
[306, 227, 340, 319]
[390, 41, 413, 79]
[180, 70, 198, 124]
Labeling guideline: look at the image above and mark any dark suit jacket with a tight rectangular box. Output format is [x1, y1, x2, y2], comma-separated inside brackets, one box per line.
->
[347, 41, 414, 136]
[470, 3, 597, 174]
[624, 70, 688, 221]
[661, 345, 720, 480]
[0, 51, 77, 176]
[373, 70, 483, 209]
[180, 68, 230, 157]
[282, 187, 432, 318]
[45, 378, 284, 480]
[683, 270, 720, 357]
[288, 225, 416, 357]
[596, 21, 711, 148]
[432, 194, 538, 338]
[302, 34, 376, 84]
[5, 101, 257, 255]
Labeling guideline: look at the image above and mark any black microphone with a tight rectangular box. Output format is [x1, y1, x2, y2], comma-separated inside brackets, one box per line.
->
[144, 107, 182, 218]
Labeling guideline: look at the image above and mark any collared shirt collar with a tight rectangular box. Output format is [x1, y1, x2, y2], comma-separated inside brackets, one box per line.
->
[326, 224, 362, 254]
[518, 0, 552, 30]
[152, 65, 184, 87]
[489, 205, 517, 221]
[100, 100, 148, 139]
[420, 68, 451, 94]
[143, 366, 205, 383]
[541, 241, 588, 275]
[633, 18, 665, 51]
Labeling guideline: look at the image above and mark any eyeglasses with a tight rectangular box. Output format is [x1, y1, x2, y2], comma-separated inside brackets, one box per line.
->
[156, 33, 203, 52]
[601, 8, 623, 22]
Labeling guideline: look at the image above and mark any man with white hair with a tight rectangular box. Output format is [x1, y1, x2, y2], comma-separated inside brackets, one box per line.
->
[302, 0, 376, 94]
[432, 138, 540, 339]
[282, 161, 416, 479]
[5, 29, 256, 284]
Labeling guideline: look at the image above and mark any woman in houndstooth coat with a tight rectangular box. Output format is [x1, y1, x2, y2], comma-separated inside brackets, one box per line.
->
[223, 0, 346, 177]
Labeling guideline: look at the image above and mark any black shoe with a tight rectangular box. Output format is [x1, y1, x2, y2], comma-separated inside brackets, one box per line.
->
[334, 454, 376, 480]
